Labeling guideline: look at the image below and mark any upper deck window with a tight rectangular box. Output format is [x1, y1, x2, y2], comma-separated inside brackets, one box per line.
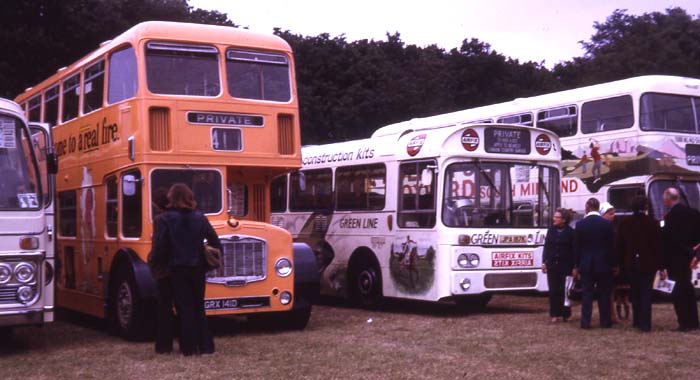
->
[640, 93, 700, 134]
[146, 42, 220, 96]
[108, 46, 138, 104]
[537, 106, 577, 137]
[28, 95, 41, 122]
[62, 73, 80, 123]
[83, 60, 105, 114]
[226, 49, 291, 102]
[44, 85, 59, 127]
[581, 95, 633, 134]
[497, 113, 533, 126]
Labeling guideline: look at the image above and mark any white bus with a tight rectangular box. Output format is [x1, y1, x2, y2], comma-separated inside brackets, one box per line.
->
[384, 75, 700, 287]
[0, 98, 56, 336]
[397, 75, 700, 218]
[270, 123, 561, 307]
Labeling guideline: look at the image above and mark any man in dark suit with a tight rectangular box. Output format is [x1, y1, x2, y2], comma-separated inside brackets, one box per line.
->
[660, 187, 700, 331]
[616, 195, 663, 332]
[574, 197, 616, 329]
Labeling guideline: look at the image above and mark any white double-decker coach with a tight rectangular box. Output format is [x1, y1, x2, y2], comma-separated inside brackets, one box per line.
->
[270, 121, 561, 308]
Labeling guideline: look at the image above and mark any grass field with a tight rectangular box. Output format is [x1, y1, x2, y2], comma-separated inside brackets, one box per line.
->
[1, 295, 699, 380]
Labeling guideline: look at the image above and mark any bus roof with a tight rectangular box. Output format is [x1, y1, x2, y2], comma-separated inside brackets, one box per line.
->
[18, 21, 293, 100]
[372, 75, 700, 138]
[302, 123, 560, 168]
[0, 97, 25, 120]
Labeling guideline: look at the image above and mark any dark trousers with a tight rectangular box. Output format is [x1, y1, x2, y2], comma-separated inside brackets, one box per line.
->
[169, 266, 214, 355]
[629, 271, 655, 331]
[546, 268, 571, 318]
[155, 278, 175, 353]
[580, 271, 613, 328]
[669, 271, 699, 330]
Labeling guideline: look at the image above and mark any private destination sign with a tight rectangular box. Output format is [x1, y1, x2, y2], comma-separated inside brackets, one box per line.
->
[187, 111, 264, 127]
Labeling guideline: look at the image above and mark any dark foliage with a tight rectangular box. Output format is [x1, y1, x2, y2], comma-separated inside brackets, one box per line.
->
[1, 3, 698, 144]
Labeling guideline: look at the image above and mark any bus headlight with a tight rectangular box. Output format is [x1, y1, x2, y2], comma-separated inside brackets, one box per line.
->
[280, 291, 292, 305]
[0, 263, 11, 284]
[14, 262, 36, 283]
[275, 258, 293, 277]
[457, 253, 480, 268]
[17, 286, 35, 303]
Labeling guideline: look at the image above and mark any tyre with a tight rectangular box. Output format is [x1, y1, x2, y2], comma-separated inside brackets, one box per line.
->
[351, 259, 383, 308]
[110, 266, 150, 340]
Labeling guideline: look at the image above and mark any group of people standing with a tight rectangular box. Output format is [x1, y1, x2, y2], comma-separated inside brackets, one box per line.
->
[543, 187, 700, 332]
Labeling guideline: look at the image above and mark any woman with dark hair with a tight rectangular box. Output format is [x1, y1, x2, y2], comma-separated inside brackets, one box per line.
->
[150, 183, 221, 355]
[542, 208, 575, 322]
[616, 195, 663, 332]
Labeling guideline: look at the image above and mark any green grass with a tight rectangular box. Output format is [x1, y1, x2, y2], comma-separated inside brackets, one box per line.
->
[1, 295, 699, 380]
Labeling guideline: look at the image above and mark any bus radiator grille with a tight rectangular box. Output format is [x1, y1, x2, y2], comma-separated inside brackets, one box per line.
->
[483, 273, 537, 289]
[216, 237, 267, 280]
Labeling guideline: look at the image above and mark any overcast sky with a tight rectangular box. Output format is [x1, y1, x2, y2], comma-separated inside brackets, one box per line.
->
[188, 0, 698, 68]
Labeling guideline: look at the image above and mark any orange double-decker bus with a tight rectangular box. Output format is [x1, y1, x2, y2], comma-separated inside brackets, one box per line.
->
[15, 21, 319, 339]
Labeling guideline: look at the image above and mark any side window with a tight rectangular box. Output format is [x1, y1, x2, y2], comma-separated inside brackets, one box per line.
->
[58, 190, 77, 236]
[581, 95, 633, 134]
[335, 164, 386, 211]
[537, 106, 577, 137]
[289, 169, 332, 211]
[62, 73, 80, 123]
[108, 46, 138, 104]
[28, 95, 42, 122]
[44, 85, 59, 127]
[106, 176, 117, 238]
[122, 170, 142, 238]
[270, 175, 287, 213]
[398, 161, 436, 228]
[497, 113, 533, 126]
[607, 186, 644, 216]
[83, 60, 105, 114]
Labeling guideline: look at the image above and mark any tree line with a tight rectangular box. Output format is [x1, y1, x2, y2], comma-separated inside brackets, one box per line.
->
[1, 1, 699, 144]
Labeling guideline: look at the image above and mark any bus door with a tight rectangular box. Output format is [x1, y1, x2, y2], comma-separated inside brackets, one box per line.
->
[391, 160, 438, 296]
[28, 123, 58, 320]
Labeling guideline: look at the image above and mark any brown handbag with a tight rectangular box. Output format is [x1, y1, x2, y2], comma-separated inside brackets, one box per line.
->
[204, 244, 222, 270]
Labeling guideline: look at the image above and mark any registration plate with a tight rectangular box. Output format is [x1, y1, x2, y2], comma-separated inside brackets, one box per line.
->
[204, 298, 240, 311]
[491, 251, 534, 267]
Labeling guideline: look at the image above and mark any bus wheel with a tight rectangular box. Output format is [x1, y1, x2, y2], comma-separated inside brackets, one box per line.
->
[351, 261, 383, 308]
[455, 294, 492, 313]
[111, 266, 148, 340]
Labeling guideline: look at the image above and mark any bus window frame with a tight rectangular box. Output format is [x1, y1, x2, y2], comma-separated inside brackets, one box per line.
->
[289, 168, 333, 212]
[497, 112, 534, 126]
[398, 159, 437, 229]
[581, 95, 634, 134]
[145, 41, 221, 97]
[61, 72, 81, 123]
[639, 92, 700, 134]
[43, 84, 59, 128]
[536, 105, 578, 137]
[83, 59, 106, 115]
[334, 163, 387, 211]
